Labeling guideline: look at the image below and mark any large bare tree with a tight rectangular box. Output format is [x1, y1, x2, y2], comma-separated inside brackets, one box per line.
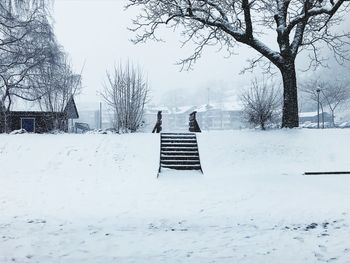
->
[29, 47, 82, 130]
[0, 13, 53, 103]
[301, 79, 350, 127]
[0, 0, 54, 132]
[128, 0, 350, 128]
[31, 46, 82, 113]
[101, 62, 149, 133]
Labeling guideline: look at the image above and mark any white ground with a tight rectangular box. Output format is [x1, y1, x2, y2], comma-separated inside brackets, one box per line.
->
[1, 129, 350, 262]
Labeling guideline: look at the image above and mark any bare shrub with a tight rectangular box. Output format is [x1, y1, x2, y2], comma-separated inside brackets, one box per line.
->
[101, 62, 149, 133]
[241, 80, 282, 130]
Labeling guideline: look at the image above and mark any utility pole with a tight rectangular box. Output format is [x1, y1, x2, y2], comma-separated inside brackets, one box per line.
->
[99, 102, 102, 129]
[207, 87, 210, 105]
[316, 88, 321, 129]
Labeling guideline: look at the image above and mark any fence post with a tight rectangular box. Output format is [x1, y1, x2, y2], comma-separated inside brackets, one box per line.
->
[189, 111, 201, 132]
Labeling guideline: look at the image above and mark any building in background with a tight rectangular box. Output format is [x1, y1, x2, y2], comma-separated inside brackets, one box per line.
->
[74, 102, 114, 130]
[144, 102, 245, 132]
[1, 97, 79, 133]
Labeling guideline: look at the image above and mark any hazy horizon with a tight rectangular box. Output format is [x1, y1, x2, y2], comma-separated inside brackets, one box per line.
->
[53, 0, 350, 109]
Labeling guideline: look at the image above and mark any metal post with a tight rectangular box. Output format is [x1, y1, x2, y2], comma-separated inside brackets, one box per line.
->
[99, 102, 102, 129]
[207, 88, 210, 105]
[316, 88, 321, 129]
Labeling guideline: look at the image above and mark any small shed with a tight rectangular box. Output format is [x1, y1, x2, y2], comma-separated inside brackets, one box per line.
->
[0, 97, 79, 133]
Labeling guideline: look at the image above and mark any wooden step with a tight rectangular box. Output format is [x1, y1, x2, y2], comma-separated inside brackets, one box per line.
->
[162, 133, 195, 136]
[162, 143, 197, 147]
[161, 164, 202, 170]
[162, 137, 196, 141]
[161, 151, 199, 156]
[162, 147, 198, 152]
[161, 155, 199, 160]
[161, 139, 197, 143]
[162, 134, 196, 138]
[161, 160, 200, 165]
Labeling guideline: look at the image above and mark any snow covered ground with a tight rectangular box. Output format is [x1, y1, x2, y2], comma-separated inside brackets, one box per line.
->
[1, 129, 350, 262]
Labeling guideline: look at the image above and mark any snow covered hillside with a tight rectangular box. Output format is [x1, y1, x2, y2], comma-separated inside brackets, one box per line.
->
[1, 130, 350, 262]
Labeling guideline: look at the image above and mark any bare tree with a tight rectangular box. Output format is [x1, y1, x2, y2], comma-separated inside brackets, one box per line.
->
[30, 40, 82, 113]
[29, 47, 82, 130]
[128, 0, 350, 128]
[322, 81, 350, 127]
[301, 79, 350, 127]
[300, 81, 326, 127]
[240, 79, 281, 130]
[101, 62, 149, 133]
[0, 1, 53, 132]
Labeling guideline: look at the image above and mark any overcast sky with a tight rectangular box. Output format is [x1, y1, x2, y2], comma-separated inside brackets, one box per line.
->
[53, 0, 350, 107]
[52, 0, 263, 106]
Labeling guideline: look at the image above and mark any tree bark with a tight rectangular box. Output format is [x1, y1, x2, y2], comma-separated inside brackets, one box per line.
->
[331, 110, 336, 127]
[320, 104, 325, 129]
[280, 62, 299, 128]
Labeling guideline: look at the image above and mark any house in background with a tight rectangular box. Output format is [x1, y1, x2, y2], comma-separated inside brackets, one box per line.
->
[0, 97, 79, 133]
[195, 103, 245, 130]
[299, 111, 332, 125]
[74, 102, 115, 130]
[144, 102, 245, 132]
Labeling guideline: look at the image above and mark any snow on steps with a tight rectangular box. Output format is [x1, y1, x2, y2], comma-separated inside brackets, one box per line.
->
[158, 133, 203, 174]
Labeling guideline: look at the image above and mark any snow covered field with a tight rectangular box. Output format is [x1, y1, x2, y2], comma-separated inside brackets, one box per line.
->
[1, 129, 350, 262]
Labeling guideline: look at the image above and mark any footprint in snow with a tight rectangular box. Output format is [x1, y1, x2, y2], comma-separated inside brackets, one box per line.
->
[293, 236, 304, 243]
[27, 219, 46, 224]
[314, 252, 324, 261]
[318, 245, 327, 252]
[327, 257, 338, 262]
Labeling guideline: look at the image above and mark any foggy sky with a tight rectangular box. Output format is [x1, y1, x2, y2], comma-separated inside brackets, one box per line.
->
[53, 0, 350, 107]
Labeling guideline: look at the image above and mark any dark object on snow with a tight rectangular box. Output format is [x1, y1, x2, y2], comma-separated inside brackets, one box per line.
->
[189, 111, 201, 132]
[0, 97, 79, 134]
[152, 111, 162, 133]
[305, 223, 318, 231]
[304, 171, 350, 175]
[75, 122, 90, 133]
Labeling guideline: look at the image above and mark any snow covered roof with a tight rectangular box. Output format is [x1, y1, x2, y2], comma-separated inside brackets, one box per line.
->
[195, 102, 242, 113]
[10, 97, 79, 116]
[172, 106, 196, 114]
[144, 105, 172, 114]
[299, 111, 330, 118]
[64, 97, 79, 119]
[10, 99, 42, 112]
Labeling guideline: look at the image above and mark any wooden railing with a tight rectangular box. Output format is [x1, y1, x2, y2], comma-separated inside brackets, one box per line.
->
[189, 111, 201, 132]
[152, 111, 162, 133]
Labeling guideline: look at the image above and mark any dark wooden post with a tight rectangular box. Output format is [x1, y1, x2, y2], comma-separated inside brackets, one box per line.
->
[189, 111, 201, 132]
[152, 111, 162, 133]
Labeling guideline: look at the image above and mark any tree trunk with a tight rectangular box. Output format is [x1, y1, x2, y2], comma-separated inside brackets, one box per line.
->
[280, 63, 299, 128]
[320, 104, 325, 129]
[330, 110, 336, 127]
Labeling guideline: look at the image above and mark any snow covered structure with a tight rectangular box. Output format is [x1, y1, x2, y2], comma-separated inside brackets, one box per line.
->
[0, 97, 79, 133]
[299, 111, 332, 125]
[71, 102, 115, 130]
[195, 103, 245, 130]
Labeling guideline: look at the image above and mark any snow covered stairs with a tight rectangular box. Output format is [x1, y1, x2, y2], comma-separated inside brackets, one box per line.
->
[159, 133, 202, 173]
